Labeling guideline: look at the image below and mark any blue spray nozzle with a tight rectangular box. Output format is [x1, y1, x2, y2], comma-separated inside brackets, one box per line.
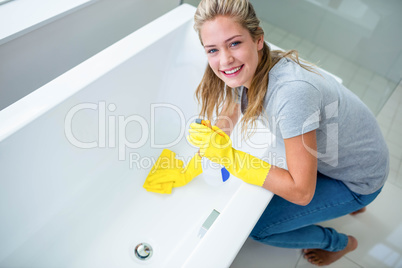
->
[221, 167, 230, 182]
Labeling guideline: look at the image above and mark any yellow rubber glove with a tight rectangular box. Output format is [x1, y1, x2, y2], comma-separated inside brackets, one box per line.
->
[188, 123, 271, 187]
[143, 181, 174, 194]
[143, 149, 202, 194]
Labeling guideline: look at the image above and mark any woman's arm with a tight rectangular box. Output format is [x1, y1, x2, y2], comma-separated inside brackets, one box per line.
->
[188, 121, 317, 206]
[263, 130, 318, 206]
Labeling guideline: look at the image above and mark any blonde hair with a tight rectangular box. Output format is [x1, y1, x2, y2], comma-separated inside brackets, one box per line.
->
[194, 0, 317, 136]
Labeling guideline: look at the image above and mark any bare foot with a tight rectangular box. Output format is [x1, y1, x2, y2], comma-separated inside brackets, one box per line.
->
[350, 207, 366, 215]
[303, 236, 358, 266]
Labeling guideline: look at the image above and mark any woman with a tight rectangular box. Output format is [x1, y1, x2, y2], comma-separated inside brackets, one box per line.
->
[187, 0, 389, 266]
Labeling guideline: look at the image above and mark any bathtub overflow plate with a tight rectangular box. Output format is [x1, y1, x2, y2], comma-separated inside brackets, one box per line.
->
[134, 243, 153, 261]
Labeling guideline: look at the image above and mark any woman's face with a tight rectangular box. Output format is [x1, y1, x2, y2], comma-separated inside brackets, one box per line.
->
[200, 15, 264, 89]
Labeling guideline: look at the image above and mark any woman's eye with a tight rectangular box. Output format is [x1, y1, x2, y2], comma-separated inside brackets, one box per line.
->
[231, 41, 240, 47]
[208, 49, 218, 54]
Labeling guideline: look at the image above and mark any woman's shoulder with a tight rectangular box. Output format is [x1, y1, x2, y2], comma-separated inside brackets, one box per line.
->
[269, 57, 318, 84]
[268, 60, 320, 97]
[264, 59, 323, 115]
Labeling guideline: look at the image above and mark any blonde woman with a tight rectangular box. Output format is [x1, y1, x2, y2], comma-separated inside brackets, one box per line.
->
[188, 0, 389, 266]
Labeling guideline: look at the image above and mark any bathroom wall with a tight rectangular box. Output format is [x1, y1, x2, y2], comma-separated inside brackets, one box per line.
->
[0, 0, 179, 110]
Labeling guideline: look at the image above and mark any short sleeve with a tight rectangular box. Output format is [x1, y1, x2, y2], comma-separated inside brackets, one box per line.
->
[273, 81, 322, 139]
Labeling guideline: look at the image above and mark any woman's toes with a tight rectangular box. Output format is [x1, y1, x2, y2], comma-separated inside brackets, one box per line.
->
[310, 257, 323, 265]
[308, 257, 318, 264]
[304, 250, 316, 258]
[305, 253, 317, 262]
[303, 249, 314, 256]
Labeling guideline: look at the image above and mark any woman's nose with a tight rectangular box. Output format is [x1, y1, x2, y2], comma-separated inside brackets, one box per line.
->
[220, 49, 234, 66]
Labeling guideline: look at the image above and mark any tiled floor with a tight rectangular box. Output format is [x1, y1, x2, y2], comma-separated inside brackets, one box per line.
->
[230, 77, 402, 268]
[378, 84, 402, 189]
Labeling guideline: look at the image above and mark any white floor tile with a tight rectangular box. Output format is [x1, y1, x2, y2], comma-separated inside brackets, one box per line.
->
[267, 27, 288, 46]
[365, 85, 388, 100]
[390, 123, 402, 136]
[378, 102, 398, 120]
[387, 131, 402, 148]
[363, 87, 388, 112]
[395, 169, 402, 188]
[389, 155, 401, 173]
[386, 170, 398, 187]
[280, 33, 301, 51]
[362, 96, 380, 113]
[319, 182, 402, 268]
[296, 39, 316, 59]
[296, 255, 362, 268]
[392, 84, 402, 102]
[378, 123, 390, 138]
[336, 61, 358, 85]
[348, 79, 367, 99]
[322, 53, 344, 74]
[377, 113, 393, 131]
[371, 74, 389, 90]
[396, 111, 402, 122]
[308, 47, 330, 65]
[354, 67, 374, 83]
[230, 238, 301, 268]
[261, 21, 275, 33]
[387, 141, 402, 160]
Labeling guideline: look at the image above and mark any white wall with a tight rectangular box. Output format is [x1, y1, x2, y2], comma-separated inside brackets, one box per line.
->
[0, 0, 179, 110]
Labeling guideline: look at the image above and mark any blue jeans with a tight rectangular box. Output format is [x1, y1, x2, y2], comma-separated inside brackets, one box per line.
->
[250, 172, 382, 252]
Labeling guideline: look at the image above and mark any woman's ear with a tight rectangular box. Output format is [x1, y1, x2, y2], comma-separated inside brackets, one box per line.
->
[257, 35, 264, 51]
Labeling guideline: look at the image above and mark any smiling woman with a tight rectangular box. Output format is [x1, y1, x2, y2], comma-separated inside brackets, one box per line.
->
[200, 16, 263, 89]
[189, 0, 389, 266]
[193, 1, 315, 135]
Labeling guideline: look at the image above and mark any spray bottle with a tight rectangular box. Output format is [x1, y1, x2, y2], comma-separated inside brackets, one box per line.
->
[195, 119, 230, 186]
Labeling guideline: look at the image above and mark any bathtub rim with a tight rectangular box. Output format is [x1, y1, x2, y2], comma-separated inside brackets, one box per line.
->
[0, 4, 197, 142]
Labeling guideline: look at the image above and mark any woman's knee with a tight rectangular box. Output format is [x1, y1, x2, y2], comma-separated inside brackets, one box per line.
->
[249, 230, 282, 248]
[249, 224, 276, 242]
[249, 231, 270, 242]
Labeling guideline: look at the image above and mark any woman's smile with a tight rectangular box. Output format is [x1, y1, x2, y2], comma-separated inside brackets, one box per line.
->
[220, 64, 244, 76]
[200, 15, 263, 88]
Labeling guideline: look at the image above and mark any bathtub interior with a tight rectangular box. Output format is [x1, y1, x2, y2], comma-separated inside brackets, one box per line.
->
[0, 5, 275, 268]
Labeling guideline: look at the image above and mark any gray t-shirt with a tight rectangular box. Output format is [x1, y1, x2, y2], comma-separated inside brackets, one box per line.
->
[238, 57, 389, 195]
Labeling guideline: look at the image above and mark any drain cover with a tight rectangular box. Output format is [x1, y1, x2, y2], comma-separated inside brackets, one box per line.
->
[134, 243, 153, 260]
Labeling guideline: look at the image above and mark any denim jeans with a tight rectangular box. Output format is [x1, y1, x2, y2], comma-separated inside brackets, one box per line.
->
[250, 172, 382, 252]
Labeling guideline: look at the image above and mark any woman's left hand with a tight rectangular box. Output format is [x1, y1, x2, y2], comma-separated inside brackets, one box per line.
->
[187, 123, 232, 162]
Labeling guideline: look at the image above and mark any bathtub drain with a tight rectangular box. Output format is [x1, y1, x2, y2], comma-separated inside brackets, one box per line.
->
[134, 243, 153, 261]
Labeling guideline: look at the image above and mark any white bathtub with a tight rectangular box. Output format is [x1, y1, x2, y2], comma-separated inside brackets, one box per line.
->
[0, 4, 276, 267]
